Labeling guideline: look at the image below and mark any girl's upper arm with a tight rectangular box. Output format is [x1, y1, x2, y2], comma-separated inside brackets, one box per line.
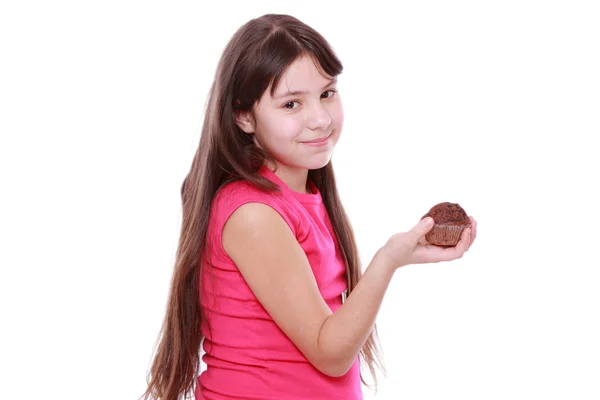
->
[222, 201, 334, 373]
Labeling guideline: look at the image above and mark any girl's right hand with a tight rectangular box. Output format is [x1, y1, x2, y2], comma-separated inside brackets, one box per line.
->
[380, 216, 477, 269]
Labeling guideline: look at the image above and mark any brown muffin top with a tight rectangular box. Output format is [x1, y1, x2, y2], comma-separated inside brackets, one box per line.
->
[422, 202, 470, 226]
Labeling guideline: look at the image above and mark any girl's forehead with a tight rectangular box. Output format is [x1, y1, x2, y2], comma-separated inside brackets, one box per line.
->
[271, 57, 335, 98]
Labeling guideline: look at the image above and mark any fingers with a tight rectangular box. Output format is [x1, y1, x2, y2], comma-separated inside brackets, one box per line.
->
[406, 216, 477, 266]
[458, 227, 471, 254]
[410, 217, 434, 244]
[469, 217, 477, 248]
[463, 216, 477, 251]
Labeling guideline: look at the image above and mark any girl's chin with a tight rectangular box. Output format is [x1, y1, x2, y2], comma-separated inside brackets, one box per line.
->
[305, 153, 335, 170]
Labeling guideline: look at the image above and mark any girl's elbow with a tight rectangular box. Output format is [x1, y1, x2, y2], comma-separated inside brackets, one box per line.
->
[307, 329, 355, 377]
[312, 355, 353, 378]
[320, 364, 352, 378]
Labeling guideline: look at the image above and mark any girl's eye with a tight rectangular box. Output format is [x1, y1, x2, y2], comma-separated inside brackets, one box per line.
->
[321, 89, 337, 99]
[283, 90, 337, 109]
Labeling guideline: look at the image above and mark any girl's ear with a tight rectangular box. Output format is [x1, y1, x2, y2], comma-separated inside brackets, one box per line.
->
[235, 110, 255, 134]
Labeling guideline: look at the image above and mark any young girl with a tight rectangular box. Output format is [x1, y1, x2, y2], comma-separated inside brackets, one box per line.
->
[143, 13, 477, 400]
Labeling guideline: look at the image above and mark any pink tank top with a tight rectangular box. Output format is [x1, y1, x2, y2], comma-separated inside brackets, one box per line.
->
[195, 165, 362, 399]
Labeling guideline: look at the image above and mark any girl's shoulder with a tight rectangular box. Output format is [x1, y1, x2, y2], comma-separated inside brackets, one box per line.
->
[214, 178, 282, 204]
[211, 178, 301, 236]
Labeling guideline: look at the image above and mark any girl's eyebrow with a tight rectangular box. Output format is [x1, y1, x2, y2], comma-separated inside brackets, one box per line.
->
[273, 78, 337, 100]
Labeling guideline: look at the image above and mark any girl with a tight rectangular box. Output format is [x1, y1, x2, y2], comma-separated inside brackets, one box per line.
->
[143, 13, 477, 400]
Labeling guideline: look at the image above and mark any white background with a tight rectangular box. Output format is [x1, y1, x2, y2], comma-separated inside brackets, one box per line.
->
[1, 1, 599, 399]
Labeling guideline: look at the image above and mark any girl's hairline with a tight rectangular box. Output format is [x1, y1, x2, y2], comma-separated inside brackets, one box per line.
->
[266, 52, 342, 98]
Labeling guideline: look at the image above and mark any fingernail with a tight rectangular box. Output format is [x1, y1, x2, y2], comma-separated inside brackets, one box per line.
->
[424, 217, 433, 225]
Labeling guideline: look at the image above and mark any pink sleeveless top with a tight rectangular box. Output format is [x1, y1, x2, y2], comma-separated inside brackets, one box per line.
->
[195, 165, 362, 400]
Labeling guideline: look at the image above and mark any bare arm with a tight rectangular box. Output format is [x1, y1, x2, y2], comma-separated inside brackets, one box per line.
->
[316, 248, 395, 375]
[223, 203, 476, 377]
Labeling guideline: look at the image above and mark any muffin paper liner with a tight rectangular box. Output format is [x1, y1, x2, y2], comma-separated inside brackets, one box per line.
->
[425, 224, 468, 247]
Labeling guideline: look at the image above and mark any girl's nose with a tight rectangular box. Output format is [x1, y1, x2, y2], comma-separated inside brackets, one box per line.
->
[306, 102, 332, 131]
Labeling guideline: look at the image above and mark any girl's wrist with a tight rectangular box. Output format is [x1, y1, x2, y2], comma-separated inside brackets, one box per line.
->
[375, 245, 401, 273]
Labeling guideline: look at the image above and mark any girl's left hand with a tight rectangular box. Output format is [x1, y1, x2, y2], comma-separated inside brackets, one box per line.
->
[381, 216, 478, 269]
[416, 216, 477, 261]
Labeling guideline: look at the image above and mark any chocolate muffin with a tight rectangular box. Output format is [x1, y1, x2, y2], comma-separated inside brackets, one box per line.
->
[422, 202, 471, 247]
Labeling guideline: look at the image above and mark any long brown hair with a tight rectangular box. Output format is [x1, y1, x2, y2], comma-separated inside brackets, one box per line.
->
[142, 14, 384, 400]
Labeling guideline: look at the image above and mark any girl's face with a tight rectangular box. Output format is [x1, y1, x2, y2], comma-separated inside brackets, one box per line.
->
[236, 55, 343, 173]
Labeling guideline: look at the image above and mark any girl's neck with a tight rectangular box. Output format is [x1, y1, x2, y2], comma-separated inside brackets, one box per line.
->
[266, 161, 310, 194]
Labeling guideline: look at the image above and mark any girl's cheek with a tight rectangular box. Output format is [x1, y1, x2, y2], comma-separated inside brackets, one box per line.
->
[278, 118, 304, 140]
[329, 104, 344, 126]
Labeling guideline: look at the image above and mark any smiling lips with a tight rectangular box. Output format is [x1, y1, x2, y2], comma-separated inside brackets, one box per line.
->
[302, 133, 332, 146]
